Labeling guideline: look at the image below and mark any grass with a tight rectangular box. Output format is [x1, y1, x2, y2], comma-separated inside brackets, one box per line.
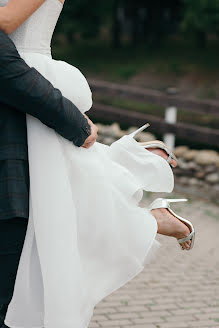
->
[94, 94, 219, 130]
[52, 37, 219, 96]
[52, 37, 219, 149]
[52, 37, 219, 127]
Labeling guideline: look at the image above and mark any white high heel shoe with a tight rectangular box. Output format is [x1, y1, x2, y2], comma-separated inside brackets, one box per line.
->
[129, 124, 178, 167]
[149, 198, 195, 250]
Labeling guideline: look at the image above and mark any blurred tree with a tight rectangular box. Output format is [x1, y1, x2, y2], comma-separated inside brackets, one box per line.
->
[112, 0, 122, 48]
[55, 0, 219, 49]
[56, 0, 114, 42]
[181, 0, 219, 48]
[56, 0, 183, 47]
[119, 0, 182, 48]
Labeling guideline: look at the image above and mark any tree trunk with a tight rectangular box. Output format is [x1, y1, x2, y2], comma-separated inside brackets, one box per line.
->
[131, 6, 139, 46]
[196, 30, 207, 49]
[112, 0, 121, 48]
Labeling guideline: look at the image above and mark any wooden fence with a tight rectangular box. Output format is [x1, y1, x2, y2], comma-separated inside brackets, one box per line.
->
[88, 79, 219, 147]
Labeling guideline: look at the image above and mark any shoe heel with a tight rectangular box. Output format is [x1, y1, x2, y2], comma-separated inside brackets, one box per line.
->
[166, 199, 188, 204]
[129, 123, 150, 138]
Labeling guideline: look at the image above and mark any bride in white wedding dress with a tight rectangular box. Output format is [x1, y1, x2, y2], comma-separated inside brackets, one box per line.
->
[0, 0, 195, 327]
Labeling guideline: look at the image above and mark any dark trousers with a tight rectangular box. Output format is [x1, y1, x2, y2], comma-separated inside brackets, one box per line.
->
[0, 218, 28, 328]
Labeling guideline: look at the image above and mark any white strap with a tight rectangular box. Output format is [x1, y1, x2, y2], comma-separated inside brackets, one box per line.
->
[178, 231, 194, 244]
[167, 154, 172, 163]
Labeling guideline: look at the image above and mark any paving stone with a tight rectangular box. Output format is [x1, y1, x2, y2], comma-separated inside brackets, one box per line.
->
[107, 312, 139, 320]
[89, 194, 219, 328]
[89, 322, 100, 328]
[128, 325, 156, 328]
[189, 320, 219, 326]
[149, 303, 179, 311]
[99, 319, 131, 326]
[132, 316, 165, 324]
[164, 315, 196, 322]
[94, 308, 117, 314]
[92, 315, 108, 321]
[98, 327, 120, 328]
[117, 305, 147, 312]
[157, 322, 190, 328]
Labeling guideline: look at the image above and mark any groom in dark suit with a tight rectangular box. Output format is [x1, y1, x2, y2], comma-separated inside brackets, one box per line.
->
[0, 30, 97, 328]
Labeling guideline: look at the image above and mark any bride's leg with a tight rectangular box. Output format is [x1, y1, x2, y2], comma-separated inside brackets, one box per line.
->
[144, 149, 190, 248]
[151, 208, 191, 250]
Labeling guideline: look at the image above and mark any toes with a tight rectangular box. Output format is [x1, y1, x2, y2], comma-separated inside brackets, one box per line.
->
[180, 240, 191, 250]
[146, 148, 178, 168]
[187, 240, 192, 249]
[185, 241, 191, 249]
[170, 158, 178, 168]
[179, 242, 185, 250]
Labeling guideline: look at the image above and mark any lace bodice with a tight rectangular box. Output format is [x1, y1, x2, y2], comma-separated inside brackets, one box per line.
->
[0, 0, 63, 55]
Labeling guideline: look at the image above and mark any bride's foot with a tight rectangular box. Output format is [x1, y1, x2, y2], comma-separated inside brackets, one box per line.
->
[151, 208, 191, 250]
[132, 125, 177, 168]
[147, 148, 178, 168]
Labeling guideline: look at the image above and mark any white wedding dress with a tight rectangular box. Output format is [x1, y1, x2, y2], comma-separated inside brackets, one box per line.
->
[1, 0, 174, 327]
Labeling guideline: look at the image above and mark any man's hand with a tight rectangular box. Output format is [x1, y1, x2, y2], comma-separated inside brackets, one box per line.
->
[82, 114, 98, 148]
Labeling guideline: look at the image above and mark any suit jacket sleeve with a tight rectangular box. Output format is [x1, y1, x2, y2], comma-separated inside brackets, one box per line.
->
[0, 30, 91, 147]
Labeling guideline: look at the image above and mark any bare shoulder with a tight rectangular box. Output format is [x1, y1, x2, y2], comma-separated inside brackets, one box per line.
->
[0, 0, 46, 34]
[58, 0, 65, 4]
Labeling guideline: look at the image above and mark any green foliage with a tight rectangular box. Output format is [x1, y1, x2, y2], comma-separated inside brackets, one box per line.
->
[55, 0, 219, 47]
[56, 0, 114, 40]
[181, 0, 219, 46]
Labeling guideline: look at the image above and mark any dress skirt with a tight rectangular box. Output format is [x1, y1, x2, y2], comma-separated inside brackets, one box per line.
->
[4, 51, 174, 328]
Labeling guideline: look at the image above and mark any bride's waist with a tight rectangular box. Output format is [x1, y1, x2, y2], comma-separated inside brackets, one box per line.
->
[16, 46, 52, 58]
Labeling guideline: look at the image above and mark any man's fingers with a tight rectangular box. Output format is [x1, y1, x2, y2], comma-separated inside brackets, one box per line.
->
[82, 125, 98, 148]
[81, 114, 98, 148]
[82, 137, 96, 148]
[83, 133, 97, 148]
[82, 141, 94, 149]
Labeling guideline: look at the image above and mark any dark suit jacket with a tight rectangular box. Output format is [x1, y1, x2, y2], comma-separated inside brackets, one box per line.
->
[0, 30, 91, 220]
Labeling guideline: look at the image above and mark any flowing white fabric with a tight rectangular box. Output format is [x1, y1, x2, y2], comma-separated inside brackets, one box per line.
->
[0, 0, 174, 327]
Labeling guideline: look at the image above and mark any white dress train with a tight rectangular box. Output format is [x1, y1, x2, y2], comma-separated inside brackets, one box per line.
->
[0, 0, 174, 327]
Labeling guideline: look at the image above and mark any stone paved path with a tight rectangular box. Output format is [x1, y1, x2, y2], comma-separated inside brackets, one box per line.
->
[89, 191, 219, 328]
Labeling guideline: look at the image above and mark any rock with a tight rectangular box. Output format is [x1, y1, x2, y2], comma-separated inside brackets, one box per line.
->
[186, 161, 199, 170]
[96, 124, 111, 136]
[197, 180, 205, 188]
[109, 123, 122, 138]
[213, 184, 219, 192]
[183, 150, 198, 161]
[97, 123, 121, 138]
[204, 164, 217, 174]
[194, 150, 219, 166]
[177, 158, 190, 170]
[178, 176, 190, 185]
[189, 178, 200, 186]
[178, 160, 197, 171]
[174, 146, 189, 158]
[138, 132, 156, 142]
[215, 158, 219, 169]
[195, 171, 206, 179]
[97, 135, 104, 143]
[205, 173, 219, 184]
[173, 168, 182, 176]
[102, 137, 115, 145]
[96, 123, 106, 134]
